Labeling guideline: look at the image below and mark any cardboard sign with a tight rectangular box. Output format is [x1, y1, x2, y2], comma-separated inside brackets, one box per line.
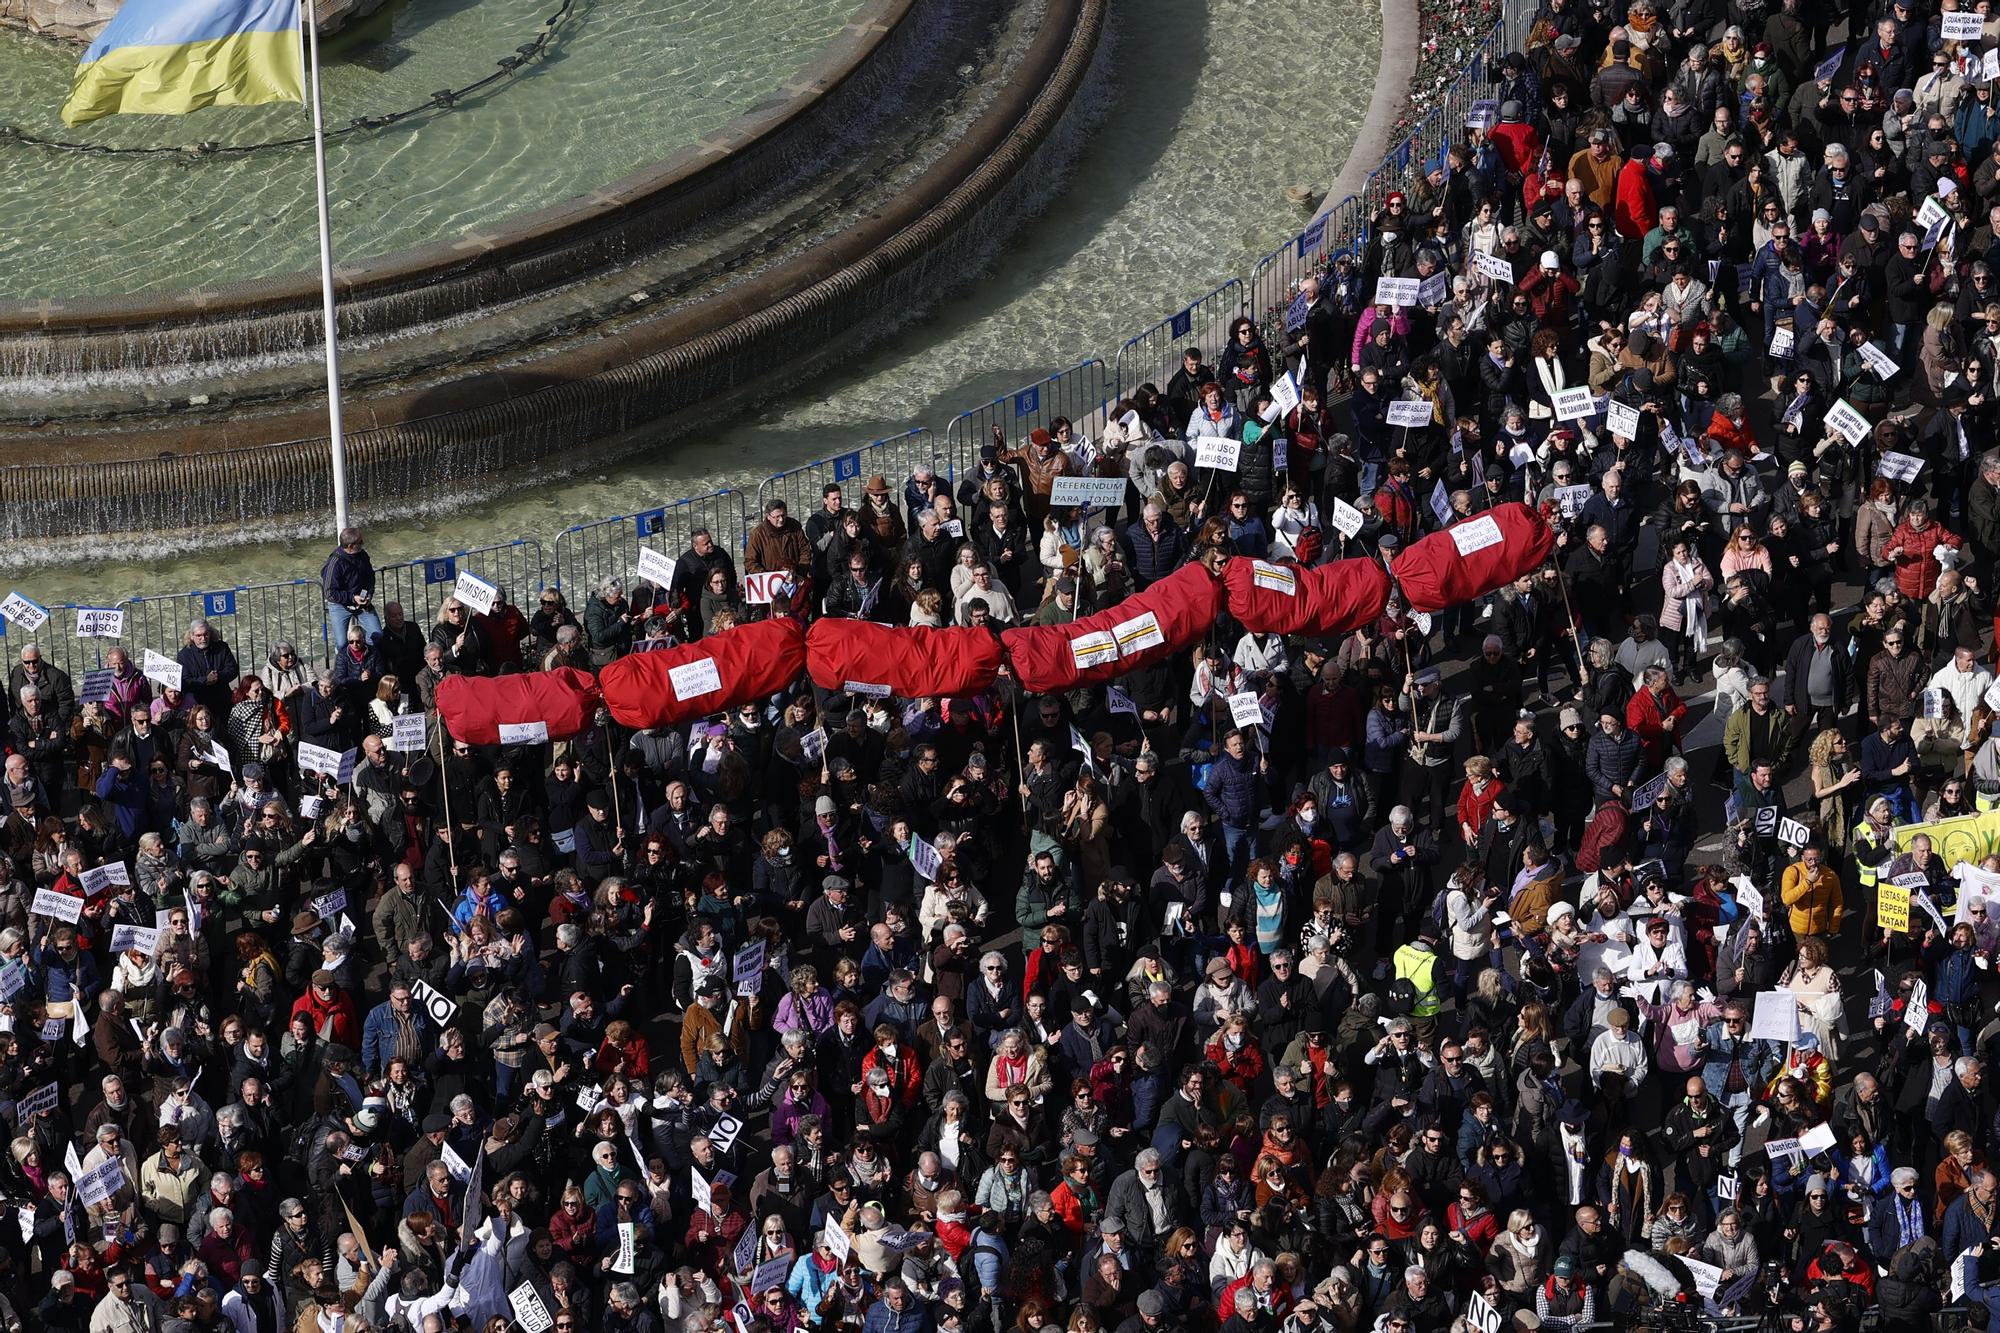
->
[410, 977, 458, 1029]
[0, 593, 49, 633]
[498, 720, 550, 746]
[1194, 438, 1241, 471]
[1249, 561, 1297, 595]
[75, 1157, 126, 1206]
[74, 608, 125, 639]
[1552, 387, 1597, 422]
[1605, 398, 1641, 440]
[1878, 451, 1927, 483]
[1858, 342, 1899, 380]
[1048, 476, 1128, 508]
[1628, 772, 1669, 812]
[79, 862, 130, 895]
[1374, 277, 1420, 307]
[453, 571, 499, 616]
[297, 743, 357, 783]
[1824, 399, 1871, 446]
[1749, 990, 1797, 1043]
[1386, 399, 1434, 428]
[108, 925, 159, 955]
[635, 546, 677, 588]
[744, 571, 792, 605]
[1227, 692, 1265, 731]
[30, 888, 83, 924]
[1328, 498, 1366, 537]
[1448, 514, 1504, 556]
[389, 713, 428, 754]
[142, 650, 183, 692]
[669, 658, 723, 701]
[509, 1282, 555, 1333]
[1269, 370, 1301, 417]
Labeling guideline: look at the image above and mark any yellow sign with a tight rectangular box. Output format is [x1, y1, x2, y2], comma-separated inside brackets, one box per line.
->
[1894, 809, 2000, 867]
[1878, 882, 1911, 933]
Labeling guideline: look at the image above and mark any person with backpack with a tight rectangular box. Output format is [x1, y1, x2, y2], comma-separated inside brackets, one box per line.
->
[1391, 925, 1445, 1039]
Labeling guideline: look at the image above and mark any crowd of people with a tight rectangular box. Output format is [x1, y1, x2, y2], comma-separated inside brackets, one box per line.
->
[17, 2, 2000, 1333]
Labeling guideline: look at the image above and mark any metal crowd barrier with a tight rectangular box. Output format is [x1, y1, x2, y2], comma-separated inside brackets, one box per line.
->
[941, 360, 1113, 466]
[1115, 279, 1246, 401]
[3, 20, 1515, 673]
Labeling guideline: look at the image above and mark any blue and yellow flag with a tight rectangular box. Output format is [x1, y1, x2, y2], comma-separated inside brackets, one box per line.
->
[61, 0, 303, 126]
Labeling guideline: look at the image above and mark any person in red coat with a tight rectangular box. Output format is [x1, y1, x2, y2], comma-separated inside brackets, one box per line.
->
[1614, 148, 1664, 238]
[1204, 1013, 1267, 1094]
[1624, 666, 1687, 768]
[1886, 500, 1962, 601]
[289, 969, 360, 1049]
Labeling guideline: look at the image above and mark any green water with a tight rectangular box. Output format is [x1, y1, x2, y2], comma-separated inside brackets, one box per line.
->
[0, 0, 868, 296]
[12, 0, 1381, 601]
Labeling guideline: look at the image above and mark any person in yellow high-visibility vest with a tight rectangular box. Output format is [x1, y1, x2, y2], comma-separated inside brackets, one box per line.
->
[1392, 926, 1444, 1041]
[1850, 794, 1896, 940]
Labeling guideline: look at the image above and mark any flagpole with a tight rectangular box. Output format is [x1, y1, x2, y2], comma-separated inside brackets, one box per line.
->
[303, 0, 350, 535]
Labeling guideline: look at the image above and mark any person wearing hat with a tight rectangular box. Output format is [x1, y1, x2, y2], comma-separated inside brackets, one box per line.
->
[290, 968, 360, 1050]
[1537, 1255, 1593, 1333]
[1588, 1005, 1647, 1107]
[993, 423, 1073, 530]
[1398, 666, 1462, 833]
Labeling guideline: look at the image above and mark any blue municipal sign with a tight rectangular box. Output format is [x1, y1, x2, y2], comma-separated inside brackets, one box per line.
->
[202, 591, 236, 617]
[1170, 309, 1193, 339]
[832, 451, 863, 483]
[1014, 386, 1040, 417]
[635, 509, 666, 538]
[424, 558, 458, 585]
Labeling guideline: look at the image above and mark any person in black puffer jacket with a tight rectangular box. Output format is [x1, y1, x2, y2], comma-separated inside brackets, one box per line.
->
[1876, 1241, 1942, 1333]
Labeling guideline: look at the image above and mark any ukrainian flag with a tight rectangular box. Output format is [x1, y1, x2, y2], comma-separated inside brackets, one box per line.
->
[61, 0, 303, 126]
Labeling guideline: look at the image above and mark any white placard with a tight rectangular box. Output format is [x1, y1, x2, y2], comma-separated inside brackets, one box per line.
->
[109, 925, 159, 955]
[509, 1282, 555, 1333]
[79, 669, 114, 705]
[498, 720, 550, 745]
[410, 977, 458, 1028]
[1878, 450, 1927, 482]
[1112, 610, 1165, 655]
[1556, 484, 1594, 517]
[1386, 399, 1434, 428]
[1908, 977, 1931, 1036]
[669, 657, 724, 701]
[17, 1082, 57, 1120]
[709, 1112, 746, 1154]
[1048, 476, 1128, 508]
[1249, 561, 1297, 595]
[1778, 817, 1811, 849]
[311, 887, 348, 920]
[74, 1157, 126, 1207]
[1227, 692, 1265, 730]
[1605, 398, 1641, 440]
[1825, 399, 1871, 446]
[909, 833, 944, 883]
[691, 1166, 714, 1213]
[1106, 685, 1139, 717]
[0, 592, 48, 633]
[1269, 370, 1301, 416]
[744, 571, 792, 605]
[842, 680, 891, 697]
[441, 1142, 472, 1182]
[1768, 326, 1795, 358]
[1194, 438, 1241, 471]
[142, 650, 183, 692]
[389, 713, 428, 754]
[296, 743, 357, 783]
[1919, 193, 1952, 232]
[1683, 1258, 1723, 1299]
[1430, 480, 1454, 528]
[1474, 251, 1514, 283]
[1749, 990, 1797, 1043]
[74, 608, 125, 639]
[1798, 1122, 1838, 1156]
[1553, 387, 1597, 422]
[750, 1253, 795, 1295]
[1717, 1174, 1738, 1201]
[635, 546, 677, 588]
[1762, 1135, 1802, 1163]
[1945, 11, 1984, 40]
[453, 572, 499, 616]
[1628, 771, 1670, 812]
[1375, 277, 1421, 307]
[1464, 1291, 1503, 1333]
[613, 1221, 637, 1273]
[79, 862, 130, 895]
[1859, 342, 1900, 380]
[1328, 498, 1366, 537]
[1417, 271, 1450, 305]
[822, 1217, 852, 1262]
[1070, 630, 1120, 670]
[30, 888, 83, 923]
[1448, 514, 1504, 556]
[798, 726, 828, 762]
[299, 795, 324, 819]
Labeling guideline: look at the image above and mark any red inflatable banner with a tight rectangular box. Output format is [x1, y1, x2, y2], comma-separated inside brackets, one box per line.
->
[805, 618, 1003, 699]
[435, 667, 602, 746]
[1001, 561, 1222, 695]
[1390, 503, 1555, 613]
[1221, 556, 1392, 637]
[597, 617, 808, 729]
